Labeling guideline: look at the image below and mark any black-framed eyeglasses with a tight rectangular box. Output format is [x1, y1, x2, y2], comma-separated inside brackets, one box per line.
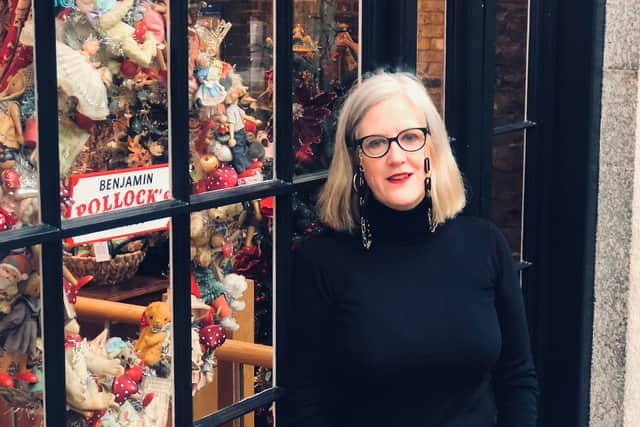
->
[353, 127, 430, 158]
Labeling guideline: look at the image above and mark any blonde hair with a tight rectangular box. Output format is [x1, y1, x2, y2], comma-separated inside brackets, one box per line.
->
[318, 71, 466, 231]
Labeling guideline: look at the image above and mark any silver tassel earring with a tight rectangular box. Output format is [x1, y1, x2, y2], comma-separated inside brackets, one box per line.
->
[353, 164, 373, 250]
[424, 158, 437, 233]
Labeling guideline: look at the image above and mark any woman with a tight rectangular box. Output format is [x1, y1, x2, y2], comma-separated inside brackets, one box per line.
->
[285, 72, 538, 427]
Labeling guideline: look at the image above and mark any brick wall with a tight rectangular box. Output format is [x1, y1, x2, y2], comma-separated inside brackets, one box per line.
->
[417, 0, 446, 114]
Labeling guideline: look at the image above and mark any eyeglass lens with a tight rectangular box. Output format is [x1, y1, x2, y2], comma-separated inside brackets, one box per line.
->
[361, 128, 426, 157]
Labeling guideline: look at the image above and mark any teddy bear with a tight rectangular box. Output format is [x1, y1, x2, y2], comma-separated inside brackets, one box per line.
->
[190, 211, 213, 268]
[134, 301, 171, 366]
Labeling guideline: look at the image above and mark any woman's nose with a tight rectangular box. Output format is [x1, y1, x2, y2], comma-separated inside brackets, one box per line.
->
[386, 140, 406, 163]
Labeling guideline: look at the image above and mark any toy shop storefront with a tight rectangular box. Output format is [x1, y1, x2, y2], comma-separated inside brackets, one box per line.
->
[0, 0, 599, 426]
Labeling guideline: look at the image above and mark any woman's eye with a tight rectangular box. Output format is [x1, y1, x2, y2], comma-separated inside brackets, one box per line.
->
[365, 139, 385, 149]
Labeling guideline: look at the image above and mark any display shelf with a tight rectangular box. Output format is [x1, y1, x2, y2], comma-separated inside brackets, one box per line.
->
[77, 275, 169, 302]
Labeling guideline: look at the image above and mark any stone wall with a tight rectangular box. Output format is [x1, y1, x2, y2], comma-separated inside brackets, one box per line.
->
[590, 1, 640, 425]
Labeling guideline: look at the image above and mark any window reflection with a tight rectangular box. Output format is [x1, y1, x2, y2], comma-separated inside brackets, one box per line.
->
[293, 0, 360, 174]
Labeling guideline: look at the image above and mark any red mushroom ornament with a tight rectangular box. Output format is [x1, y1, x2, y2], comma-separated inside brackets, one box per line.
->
[111, 373, 139, 405]
[199, 324, 227, 351]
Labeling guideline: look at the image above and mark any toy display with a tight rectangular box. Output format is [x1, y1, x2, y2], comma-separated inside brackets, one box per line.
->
[61, 261, 173, 426]
[53, 0, 170, 220]
[292, 0, 360, 174]
[0, 0, 40, 233]
[188, 1, 274, 194]
[0, 246, 43, 416]
[189, 199, 273, 415]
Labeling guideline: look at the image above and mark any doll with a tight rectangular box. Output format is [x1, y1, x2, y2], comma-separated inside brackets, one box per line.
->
[0, 272, 40, 388]
[56, 41, 110, 121]
[226, 86, 254, 176]
[194, 54, 227, 110]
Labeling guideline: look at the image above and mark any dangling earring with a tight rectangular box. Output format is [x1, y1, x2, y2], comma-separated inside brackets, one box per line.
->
[353, 164, 373, 250]
[424, 157, 437, 233]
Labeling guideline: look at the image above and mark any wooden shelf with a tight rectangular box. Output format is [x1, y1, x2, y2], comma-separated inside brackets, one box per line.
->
[77, 275, 169, 302]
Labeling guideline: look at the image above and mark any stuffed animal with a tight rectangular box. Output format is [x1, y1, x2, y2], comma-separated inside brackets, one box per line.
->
[134, 301, 171, 366]
[190, 211, 212, 268]
[93, 0, 158, 67]
[65, 337, 123, 417]
[62, 268, 123, 421]
[222, 273, 247, 313]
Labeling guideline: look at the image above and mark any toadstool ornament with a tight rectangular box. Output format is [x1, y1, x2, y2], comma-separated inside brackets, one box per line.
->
[199, 324, 227, 351]
[206, 165, 238, 191]
[125, 361, 144, 382]
[111, 373, 139, 405]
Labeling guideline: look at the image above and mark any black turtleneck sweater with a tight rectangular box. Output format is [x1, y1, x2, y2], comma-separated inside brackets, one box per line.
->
[283, 197, 538, 427]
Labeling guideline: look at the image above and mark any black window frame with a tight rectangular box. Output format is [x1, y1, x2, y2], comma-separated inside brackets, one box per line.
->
[1, 0, 602, 425]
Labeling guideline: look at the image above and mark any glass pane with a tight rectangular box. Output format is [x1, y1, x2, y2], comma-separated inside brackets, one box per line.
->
[188, 2, 275, 195]
[0, 0, 41, 231]
[63, 225, 173, 425]
[191, 198, 274, 419]
[292, 188, 324, 248]
[0, 244, 43, 423]
[494, 0, 528, 126]
[416, 0, 446, 115]
[490, 131, 524, 257]
[292, 0, 360, 174]
[55, 1, 171, 220]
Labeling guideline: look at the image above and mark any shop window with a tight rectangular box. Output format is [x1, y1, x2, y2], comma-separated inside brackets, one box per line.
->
[62, 225, 172, 425]
[55, 0, 171, 220]
[292, 0, 360, 175]
[188, 2, 275, 195]
[491, 131, 525, 257]
[191, 198, 274, 423]
[0, 0, 41, 233]
[417, 0, 446, 116]
[0, 244, 43, 426]
[495, 0, 528, 127]
[292, 188, 323, 248]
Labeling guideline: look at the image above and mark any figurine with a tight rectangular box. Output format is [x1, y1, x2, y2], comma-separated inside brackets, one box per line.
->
[0, 253, 31, 314]
[0, 272, 40, 388]
[0, 102, 24, 169]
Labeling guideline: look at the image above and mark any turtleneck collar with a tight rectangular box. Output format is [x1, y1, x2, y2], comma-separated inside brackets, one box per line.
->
[366, 194, 433, 244]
